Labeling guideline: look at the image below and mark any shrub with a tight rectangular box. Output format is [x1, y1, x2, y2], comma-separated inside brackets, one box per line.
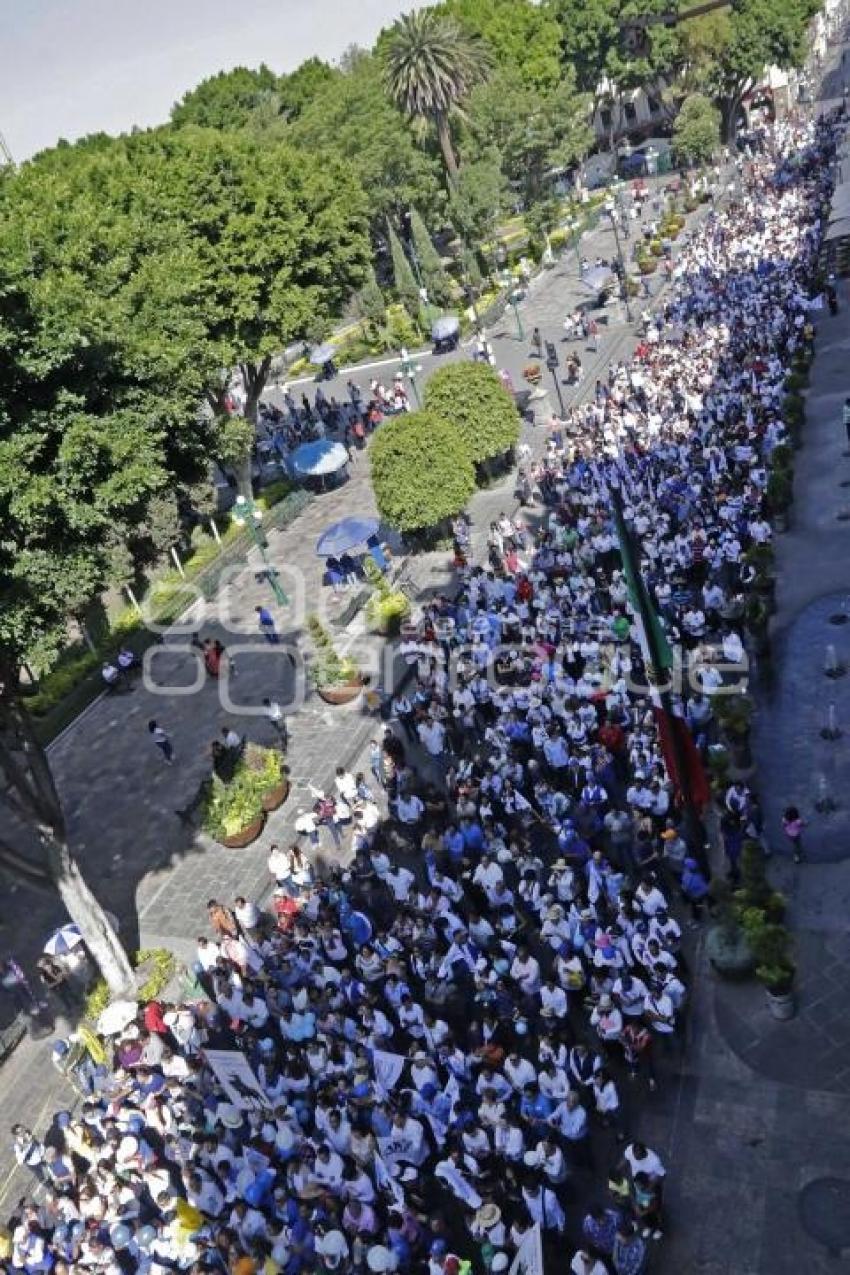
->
[256, 478, 293, 510]
[424, 363, 520, 466]
[363, 557, 411, 635]
[83, 948, 175, 1024]
[199, 744, 282, 840]
[638, 258, 658, 275]
[650, 239, 664, 257]
[766, 468, 792, 513]
[370, 410, 475, 534]
[306, 616, 358, 687]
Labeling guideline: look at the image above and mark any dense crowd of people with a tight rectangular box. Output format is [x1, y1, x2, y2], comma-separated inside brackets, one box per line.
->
[2, 104, 839, 1275]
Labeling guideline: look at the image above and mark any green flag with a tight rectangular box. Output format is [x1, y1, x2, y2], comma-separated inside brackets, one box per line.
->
[612, 494, 674, 671]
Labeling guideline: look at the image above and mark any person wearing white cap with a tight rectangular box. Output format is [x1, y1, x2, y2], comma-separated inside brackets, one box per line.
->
[315, 1225, 350, 1270]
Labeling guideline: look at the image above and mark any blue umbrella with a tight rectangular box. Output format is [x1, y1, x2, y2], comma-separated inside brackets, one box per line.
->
[580, 265, 615, 293]
[290, 440, 349, 476]
[316, 517, 380, 557]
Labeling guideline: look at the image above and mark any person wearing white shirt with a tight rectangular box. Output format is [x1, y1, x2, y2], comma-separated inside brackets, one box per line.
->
[539, 980, 568, 1020]
[624, 1139, 666, 1183]
[570, 1250, 608, 1275]
[504, 1053, 536, 1092]
[521, 1181, 565, 1233]
[510, 947, 541, 997]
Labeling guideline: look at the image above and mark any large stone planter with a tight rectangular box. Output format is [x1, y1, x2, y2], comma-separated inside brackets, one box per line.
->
[220, 813, 266, 849]
[261, 778, 290, 813]
[317, 678, 363, 706]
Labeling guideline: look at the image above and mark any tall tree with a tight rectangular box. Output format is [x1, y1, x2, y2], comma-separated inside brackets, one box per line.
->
[463, 66, 592, 210]
[127, 127, 371, 492]
[289, 51, 444, 231]
[0, 138, 214, 672]
[704, 0, 814, 139]
[356, 265, 388, 337]
[0, 673, 134, 994]
[437, 0, 564, 91]
[388, 221, 422, 317]
[408, 206, 451, 305]
[171, 65, 285, 130]
[381, 8, 493, 185]
[672, 93, 721, 165]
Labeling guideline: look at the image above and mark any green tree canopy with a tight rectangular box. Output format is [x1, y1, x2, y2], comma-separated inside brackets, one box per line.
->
[449, 147, 506, 248]
[0, 138, 214, 669]
[126, 126, 371, 425]
[424, 362, 520, 464]
[409, 206, 451, 305]
[437, 0, 563, 90]
[673, 93, 721, 165]
[463, 66, 592, 209]
[388, 221, 421, 317]
[289, 52, 443, 229]
[381, 8, 493, 184]
[370, 409, 475, 532]
[171, 64, 285, 130]
[704, 0, 815, 137]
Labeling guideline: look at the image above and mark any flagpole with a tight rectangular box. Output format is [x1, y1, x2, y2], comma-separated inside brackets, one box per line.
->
[610, 487, 711, 879]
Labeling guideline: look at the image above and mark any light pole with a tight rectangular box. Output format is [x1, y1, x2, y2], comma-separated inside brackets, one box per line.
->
[605, 198, 634, 323]
[233, 494, 289, 606]
[508, 287, 525, 341]
[399, 349, 422, 407]
[545, 341, 566, 417]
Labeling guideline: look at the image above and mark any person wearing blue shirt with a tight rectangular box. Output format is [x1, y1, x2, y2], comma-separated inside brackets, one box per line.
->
[460, 818, 484, 855]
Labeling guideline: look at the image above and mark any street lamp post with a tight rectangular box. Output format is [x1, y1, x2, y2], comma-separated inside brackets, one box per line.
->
[545, 341, 566, 417]
[400, 349, 422, 407]
[233, 494, 289, 606]
[605, 199, 634, 323]
[508, 288, 525, 341]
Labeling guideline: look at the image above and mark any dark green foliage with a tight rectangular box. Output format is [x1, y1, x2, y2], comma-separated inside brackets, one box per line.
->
[424, 362, 520, 464]
[370, 410, 475, 532]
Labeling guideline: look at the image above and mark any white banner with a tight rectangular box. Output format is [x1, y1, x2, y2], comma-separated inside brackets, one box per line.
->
[509, 1223, 544, 1275]
[205, 1048, 271, 1111]
[372, 1049, 407, 1098]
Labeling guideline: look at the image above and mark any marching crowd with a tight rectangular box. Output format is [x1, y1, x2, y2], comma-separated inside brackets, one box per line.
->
[2, 105, 839, 1275]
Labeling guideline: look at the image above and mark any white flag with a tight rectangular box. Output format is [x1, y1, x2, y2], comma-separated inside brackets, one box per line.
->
[372, 1049, 406, 1098]
[509, 1223, 544, 1275]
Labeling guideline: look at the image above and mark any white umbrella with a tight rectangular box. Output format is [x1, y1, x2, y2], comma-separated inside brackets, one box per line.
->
[290, 440, 349, 476]
[97, 998, 138, 1036]
[43, 923, 85, 957]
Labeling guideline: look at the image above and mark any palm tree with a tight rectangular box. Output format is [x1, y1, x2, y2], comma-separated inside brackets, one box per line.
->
[382, 9, 492, 186]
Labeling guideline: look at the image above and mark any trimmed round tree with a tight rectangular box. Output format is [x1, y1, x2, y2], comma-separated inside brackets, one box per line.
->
[370, 410, 475, 534]
[424, 362, 520, 465]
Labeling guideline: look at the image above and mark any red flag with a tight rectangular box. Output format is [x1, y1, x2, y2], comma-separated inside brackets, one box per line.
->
[653, 708, 710, 812]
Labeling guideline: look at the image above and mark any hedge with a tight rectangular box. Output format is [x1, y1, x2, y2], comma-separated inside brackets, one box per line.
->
[370, 410, 475, 533]
[423, 363, 520, 466]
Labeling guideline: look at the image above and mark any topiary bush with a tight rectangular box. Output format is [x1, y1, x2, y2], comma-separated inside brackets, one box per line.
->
[370, 410, 476, 535]
[423, 362, 520, 466]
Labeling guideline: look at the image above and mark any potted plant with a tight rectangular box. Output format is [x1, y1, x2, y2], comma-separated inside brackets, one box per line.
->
[748, 919, 796, 1020]
[705, 881, 755, 980]
[243, 742, 289, 812]
[766, 468, 792, 531]
[363, 558, 411, 636]
[523, 364, 542, 385]
[732, 842, 786, 924]
[713, 693, 753, 770]
[307, 615, 362, 704]
[201, 774, 266, 848]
